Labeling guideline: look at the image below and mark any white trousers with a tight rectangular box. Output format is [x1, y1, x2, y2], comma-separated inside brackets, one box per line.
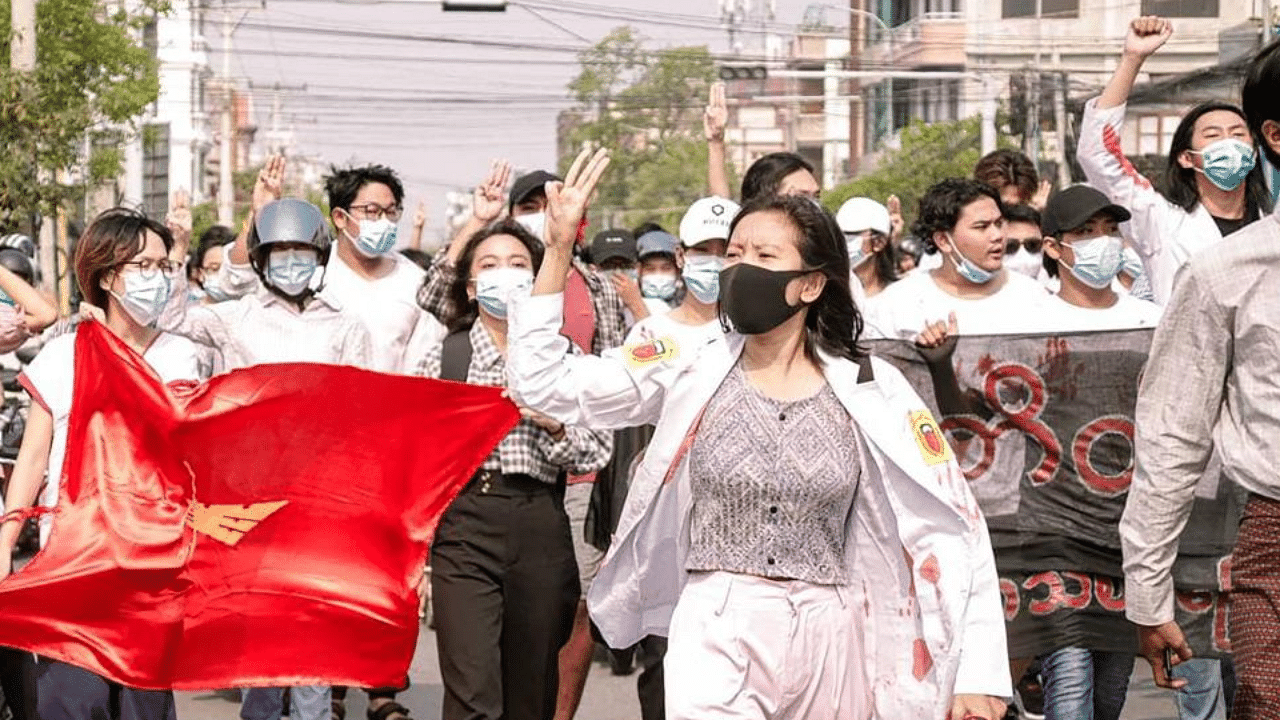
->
[664, 571, 871, 720]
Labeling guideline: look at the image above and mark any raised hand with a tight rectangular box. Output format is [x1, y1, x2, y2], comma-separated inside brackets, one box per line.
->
[1031, 179, 1053, 211]
[473, 159, 512, 224]
[1124, 16, 1172, 58]
[252, 154, 286, 214]
[704, 81, 727, 142]
[413, 201, 428, 230]
[886, 194, 904, 240]
[165, 189, 193, 242]
[914, 312, 959, 365]
[544, 146, 610, 252]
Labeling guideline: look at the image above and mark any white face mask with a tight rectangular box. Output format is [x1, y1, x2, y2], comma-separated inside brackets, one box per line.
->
[474, 267, 534, 319]
[640, 272, 678, 300]
[681, 255, 725, 304]
[111, 268, 171, 328]
[266, 248, 319, 297]
[344, 216, 398, 257]
[201, 272, 232, 303]
[513, 212, 546, 243]
[1004, 248, 1043, 278]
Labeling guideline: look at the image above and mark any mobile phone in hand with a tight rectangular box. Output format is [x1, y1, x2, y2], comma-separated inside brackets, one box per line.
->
[1163, 647, 1175, 678]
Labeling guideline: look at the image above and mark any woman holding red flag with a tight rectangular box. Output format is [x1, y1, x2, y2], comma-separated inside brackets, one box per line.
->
[505, 147, 1011, 720]
[0, 207, 204, 720]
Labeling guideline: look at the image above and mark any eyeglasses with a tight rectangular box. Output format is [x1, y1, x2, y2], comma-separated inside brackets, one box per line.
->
[1004, 237, 1043, 255]
[345, 203, 403, 222]
[119, 259, 178, 278]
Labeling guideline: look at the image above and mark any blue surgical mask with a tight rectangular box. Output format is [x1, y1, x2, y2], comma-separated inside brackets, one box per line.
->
[1120, 247, 1144, 279]
[947, 236, 995, 285]
[111, 268, 171, 327]
[266, 248, 319, 297]
[681, 255, 724, 304]
[346, 217, 398, 257]
[1191, 138, 1256, 192]
[0, 288, 14, 307]
[640, 272, 678, 300]
[474, 267, 533, 320]
[1064, 234, 1125, 290]
[201, 274, 232, 303]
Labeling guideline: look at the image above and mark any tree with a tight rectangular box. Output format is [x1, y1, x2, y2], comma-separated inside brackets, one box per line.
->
[0, 0, 165, 232]
[565, 26, 720, 232]
[824, 116, 1015, 227]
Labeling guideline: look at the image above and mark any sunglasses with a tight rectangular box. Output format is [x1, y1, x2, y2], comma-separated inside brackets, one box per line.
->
[1004, 237, 1043, 255]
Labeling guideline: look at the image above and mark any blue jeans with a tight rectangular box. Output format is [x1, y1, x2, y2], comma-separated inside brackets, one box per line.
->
[1040, 647, 1134, 720]
[1173, 657, 1235, 720]
[241, 686, 331, 720]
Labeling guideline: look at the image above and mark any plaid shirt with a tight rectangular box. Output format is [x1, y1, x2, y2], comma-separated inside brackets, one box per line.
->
[417, 252, 626, 354]
[416, 321, 612, 484]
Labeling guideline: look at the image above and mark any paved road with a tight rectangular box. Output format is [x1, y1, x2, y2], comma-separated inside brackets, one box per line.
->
[175, 624, 1218, 720]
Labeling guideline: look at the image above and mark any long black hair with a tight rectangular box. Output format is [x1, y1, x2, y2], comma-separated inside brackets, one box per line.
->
[445, 218, 545, 333]
[725, 195, 864, 363]
[1164, 101, 1272, 215]
[739, 152, 815, 204]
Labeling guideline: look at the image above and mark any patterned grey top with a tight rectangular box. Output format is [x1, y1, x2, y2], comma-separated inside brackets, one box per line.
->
[687, 362, 860, 585]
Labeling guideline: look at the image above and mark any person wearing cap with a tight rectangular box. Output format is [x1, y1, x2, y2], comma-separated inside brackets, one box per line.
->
[417, 160, 626, 358]
[1039, 186, 1160, 331]
[631, 230, 681, 317]
[589, 229, 637, 273]
[834, 197, 898, 304]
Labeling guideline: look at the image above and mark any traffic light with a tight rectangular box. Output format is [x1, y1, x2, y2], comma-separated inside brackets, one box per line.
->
[718, 65, 768, 81]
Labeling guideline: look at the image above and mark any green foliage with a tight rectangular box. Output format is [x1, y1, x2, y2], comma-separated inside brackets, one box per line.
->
[565, 26, 721, 232]
[824, 116, 1013, 227]
[0, 0, 165, 231]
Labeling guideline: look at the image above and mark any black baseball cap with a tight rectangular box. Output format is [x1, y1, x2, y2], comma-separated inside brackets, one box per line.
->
[508, 170, 562, 212]
[590, 229, 636, 264]
[1041, 185, 1131, 236]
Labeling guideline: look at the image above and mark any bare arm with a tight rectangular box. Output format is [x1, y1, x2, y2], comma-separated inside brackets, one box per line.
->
[0, 265, 56, 331]
[0, 403, 53, 577]
[228, 154, 285, 266]
[705, 81, 732, 199]
[533, 148, 611, 297]
[1096, 16, 1172, 111]
[410, 201, 427, 251]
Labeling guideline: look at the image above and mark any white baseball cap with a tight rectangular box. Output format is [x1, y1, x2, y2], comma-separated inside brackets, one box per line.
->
[835, 197, 892, 236]
[678, 196, 741, 247]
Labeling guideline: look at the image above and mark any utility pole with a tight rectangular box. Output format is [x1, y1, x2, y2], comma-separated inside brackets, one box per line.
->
[218, 8, 235, 226]
[1024, 69, 1040, 172]
[12, 0, 57, 297]
[1054, 71, 1070, 188]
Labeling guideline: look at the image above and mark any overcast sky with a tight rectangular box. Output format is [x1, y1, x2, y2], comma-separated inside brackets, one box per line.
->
[218, 0, 830, 240]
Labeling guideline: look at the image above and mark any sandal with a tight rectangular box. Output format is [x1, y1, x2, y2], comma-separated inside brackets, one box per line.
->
[367, 701, 411, 720]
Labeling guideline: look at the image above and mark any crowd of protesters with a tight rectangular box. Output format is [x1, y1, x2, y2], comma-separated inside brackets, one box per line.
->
[1, 14, 1280, 720]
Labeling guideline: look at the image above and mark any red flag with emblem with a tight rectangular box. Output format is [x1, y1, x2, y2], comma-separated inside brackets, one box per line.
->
[0, 321, 518, 690]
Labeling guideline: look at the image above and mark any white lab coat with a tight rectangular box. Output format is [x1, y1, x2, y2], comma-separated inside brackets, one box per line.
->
[507, 293, 1012, 718]
[1077, 98, 1224, 306]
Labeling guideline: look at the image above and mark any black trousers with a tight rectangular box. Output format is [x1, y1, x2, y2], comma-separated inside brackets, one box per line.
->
[431, 472, 579, 720]
[0, 647, 36, 720]
[33, 658, 175, 720]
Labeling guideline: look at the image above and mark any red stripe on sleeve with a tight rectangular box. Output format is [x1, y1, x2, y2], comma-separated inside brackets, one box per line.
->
[1102, 124, 1153, 191]
[17, 372, 49, 414]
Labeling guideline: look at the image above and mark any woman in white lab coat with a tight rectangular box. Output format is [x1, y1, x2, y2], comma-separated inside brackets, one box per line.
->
[505, 149, 1011, 720]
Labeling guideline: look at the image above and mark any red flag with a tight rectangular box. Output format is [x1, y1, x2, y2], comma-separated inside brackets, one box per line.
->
[0, 321, 518, 690]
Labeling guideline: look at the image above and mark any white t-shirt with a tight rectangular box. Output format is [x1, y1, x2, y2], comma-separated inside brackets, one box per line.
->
[322, 252, 445, 374]
[20, 330, 203, 545]
[1038, 292, 1162, 332]
[863, 270, 1051, 340]
[624, 310, 722, 350]
[623, 298, 676, 332]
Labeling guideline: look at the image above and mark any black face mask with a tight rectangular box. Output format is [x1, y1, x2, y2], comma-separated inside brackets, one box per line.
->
[719, 263, 811, 335]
